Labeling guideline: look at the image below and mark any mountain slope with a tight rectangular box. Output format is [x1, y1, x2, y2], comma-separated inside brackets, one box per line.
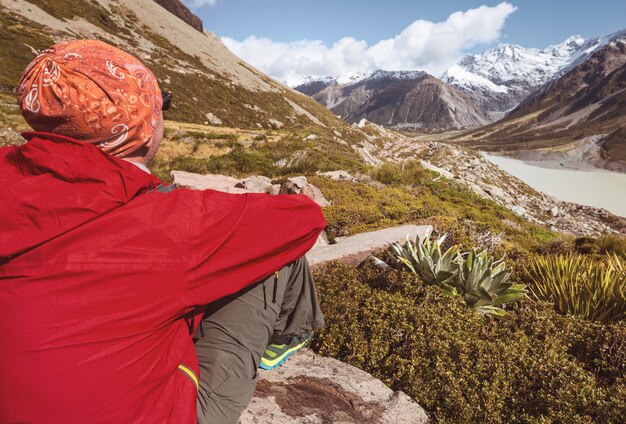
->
[455, 39, 626, 171]
[296, 71, 489, 130]
[0, 0, 359, 134]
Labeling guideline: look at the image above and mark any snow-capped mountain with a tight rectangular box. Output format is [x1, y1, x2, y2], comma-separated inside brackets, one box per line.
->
[445, 36, 586, 89]
[292, 70, 431, 90]
[442, 29, 626, 120]
[294, 70, 489, 130]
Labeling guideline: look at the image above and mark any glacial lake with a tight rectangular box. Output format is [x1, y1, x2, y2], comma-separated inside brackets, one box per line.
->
[481, 153, 626, 218]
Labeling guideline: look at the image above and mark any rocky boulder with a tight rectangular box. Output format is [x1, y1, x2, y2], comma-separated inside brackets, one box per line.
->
[239, 349, 428, 424]
[236, 176, 274, 193]
[171, 171, 248, 193]
[280, 177, 331, 207]
[306, 225, 432, 268]
[317, 170, 355, 182]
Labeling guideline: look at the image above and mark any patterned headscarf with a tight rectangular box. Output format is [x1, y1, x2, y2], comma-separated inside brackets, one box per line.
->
[17, 39, 162, 157]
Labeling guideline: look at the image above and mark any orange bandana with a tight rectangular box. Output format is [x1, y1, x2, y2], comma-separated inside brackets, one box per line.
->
[17, 40, 162, 157]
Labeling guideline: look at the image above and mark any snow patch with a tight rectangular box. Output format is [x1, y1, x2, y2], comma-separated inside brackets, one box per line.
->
[442, 65, 508, 93]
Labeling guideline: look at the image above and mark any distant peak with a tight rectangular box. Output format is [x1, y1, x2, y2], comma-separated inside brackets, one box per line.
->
[290, 69, 430, 88]
[368, 70, 430, 80]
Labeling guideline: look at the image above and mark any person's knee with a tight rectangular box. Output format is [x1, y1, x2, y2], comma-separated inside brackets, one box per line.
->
[196, 349, 259, 424]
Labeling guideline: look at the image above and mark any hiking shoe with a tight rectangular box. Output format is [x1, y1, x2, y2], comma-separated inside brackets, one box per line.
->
[259, 333, 313, 370]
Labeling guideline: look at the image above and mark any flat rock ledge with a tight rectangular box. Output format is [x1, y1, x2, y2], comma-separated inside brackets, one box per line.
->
[239, 349, 428, 424]
[306, 225, 432, 268]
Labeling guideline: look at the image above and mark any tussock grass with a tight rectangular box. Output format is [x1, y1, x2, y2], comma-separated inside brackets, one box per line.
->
[526, 254, 626, 323]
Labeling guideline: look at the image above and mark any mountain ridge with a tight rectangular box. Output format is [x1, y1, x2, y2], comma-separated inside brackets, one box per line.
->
[152, 0, 203, 32]
[295, 70, 489, 130]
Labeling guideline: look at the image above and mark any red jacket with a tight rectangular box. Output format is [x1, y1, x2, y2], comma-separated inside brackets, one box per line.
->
[0, 133, 325, 423]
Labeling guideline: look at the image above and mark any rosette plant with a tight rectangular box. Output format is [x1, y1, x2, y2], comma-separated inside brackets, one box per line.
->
[391, 235, 527, 317]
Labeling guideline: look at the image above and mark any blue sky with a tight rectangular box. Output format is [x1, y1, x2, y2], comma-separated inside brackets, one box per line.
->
[186, 0, 626, 48]
[182, 1, 626, 84]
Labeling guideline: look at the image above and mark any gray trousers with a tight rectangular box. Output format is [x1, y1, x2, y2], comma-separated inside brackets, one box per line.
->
[194, 256, 324, 424]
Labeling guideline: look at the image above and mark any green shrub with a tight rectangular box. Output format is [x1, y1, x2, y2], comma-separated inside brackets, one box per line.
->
[575, 236, 600, 255]
[310, 174, 562, 261]
[371, 160, 433, 186]
[312, 262, 626, 423]
[525, 254, 626, 323]
[371, 162, 406, 185]
[596, 234, 626, 259]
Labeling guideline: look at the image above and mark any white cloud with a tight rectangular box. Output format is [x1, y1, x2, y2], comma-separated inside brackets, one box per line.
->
[222, 2, 517, 86]
[183, 0, 217, 8]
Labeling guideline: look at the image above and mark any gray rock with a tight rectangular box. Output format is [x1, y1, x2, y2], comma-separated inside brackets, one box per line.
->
[205, 112, 223, 125]
[237, 176, 274, 193]
[303, 134, 317, 141]
[269, 184, 282, 196]
[313, 231, 330, 248]
[171, 171, 247, 193]
[268, 118, 284, 128]
[366, 255, 393, 271]
[301, 184, 331, 207]
[482, 184, 507, 200]
[280, 177, 331, 206]
[550, 206, 559, 217]
[281, 176, 309, 193]
[419, 161, 454, 179]
[317, 170, 354, 181]
[239, 349, 428, 424]
[511, 205, 527, 217]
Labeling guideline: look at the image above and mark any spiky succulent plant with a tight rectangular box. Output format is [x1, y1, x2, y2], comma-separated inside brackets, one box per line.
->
[453, 249, 528, 317]
[391, 234, 527, 317]
[391, 235, 459, 287]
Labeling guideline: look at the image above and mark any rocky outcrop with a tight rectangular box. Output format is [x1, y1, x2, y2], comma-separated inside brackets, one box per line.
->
[316, 170, 355, 182]
[239, 349, 428, 424]
[279, 176, 331, 207]
[171, 171, 248, 193]
[171, 172, 331, 207]
[152, 0, 203, 32]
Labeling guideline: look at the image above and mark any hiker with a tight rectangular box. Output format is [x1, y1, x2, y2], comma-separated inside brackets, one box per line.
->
[0, 39, 325, 424]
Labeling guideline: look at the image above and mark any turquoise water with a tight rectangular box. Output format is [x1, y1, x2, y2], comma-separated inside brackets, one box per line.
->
[481, 153, 626, 218]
